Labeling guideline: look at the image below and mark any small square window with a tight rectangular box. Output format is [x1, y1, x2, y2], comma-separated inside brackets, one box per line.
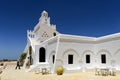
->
[101, 54, 106, 63]
[86, 55, 90, 63]
[68, 55, 73, 64]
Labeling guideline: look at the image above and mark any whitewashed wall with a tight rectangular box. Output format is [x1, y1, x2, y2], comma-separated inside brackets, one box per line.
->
[95, 39, 120, 69]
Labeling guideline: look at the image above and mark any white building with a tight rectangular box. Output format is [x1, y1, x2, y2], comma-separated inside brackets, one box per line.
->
[23, 10, 120, 73]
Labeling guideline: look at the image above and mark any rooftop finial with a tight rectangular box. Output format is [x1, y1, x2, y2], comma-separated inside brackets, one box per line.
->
[41, 10, 48, 17]
[42, 10, 47, 14]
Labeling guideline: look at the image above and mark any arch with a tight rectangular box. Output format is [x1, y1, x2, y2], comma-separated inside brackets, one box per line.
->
[39, 47, 46, 62]
[62, 49, 79, 58]
[97, 49, 112, 57]
[82, 50, 94, 58]
[113, 49, 120, 67]
[62, 49, 80, 66]
[114, 48, 120, 56]
[96, 49, 112, 66]
[82, 50, 95, 65]
[49, 51, 56, 60]
[49, 51, 56, 64]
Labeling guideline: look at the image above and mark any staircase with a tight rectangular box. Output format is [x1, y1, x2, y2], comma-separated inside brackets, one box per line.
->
[26, 62, 50, 72]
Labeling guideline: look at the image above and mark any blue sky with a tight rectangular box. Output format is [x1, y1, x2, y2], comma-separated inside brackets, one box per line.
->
[0, 0, 120, 59]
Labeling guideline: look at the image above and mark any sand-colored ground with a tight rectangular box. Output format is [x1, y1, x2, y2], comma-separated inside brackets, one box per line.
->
[1, 62, 120, 80]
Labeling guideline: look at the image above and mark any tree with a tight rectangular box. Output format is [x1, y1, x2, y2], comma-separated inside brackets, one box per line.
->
[19, 53, 27, 66]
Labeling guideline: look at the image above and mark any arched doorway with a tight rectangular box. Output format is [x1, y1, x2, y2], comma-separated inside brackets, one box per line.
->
[39, 47, 46, 62]
[29, 46, 33, 65]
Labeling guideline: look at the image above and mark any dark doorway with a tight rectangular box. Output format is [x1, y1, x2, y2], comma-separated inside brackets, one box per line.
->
[52, 55, 55, 64]
[29, 46, 32, 55]
[101, 54, 106, 63]
[86, 55, 90, 63]
[29, 46, 33, 65]
[68, 55, 73, 64]
[39, 47, 46, 62]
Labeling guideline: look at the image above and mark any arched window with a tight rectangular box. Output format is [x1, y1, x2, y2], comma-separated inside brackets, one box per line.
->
[39, 47, 46, 62]
[53, 32, 56, 36]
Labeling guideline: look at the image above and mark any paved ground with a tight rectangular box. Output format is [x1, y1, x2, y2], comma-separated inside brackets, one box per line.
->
[1, 63, 120, 80]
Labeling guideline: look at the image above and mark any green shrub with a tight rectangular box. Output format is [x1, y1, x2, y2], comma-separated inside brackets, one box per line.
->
[26, 61, 30, 68]
[19, 53, 27, 66]
[56, 66, 64, 75]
